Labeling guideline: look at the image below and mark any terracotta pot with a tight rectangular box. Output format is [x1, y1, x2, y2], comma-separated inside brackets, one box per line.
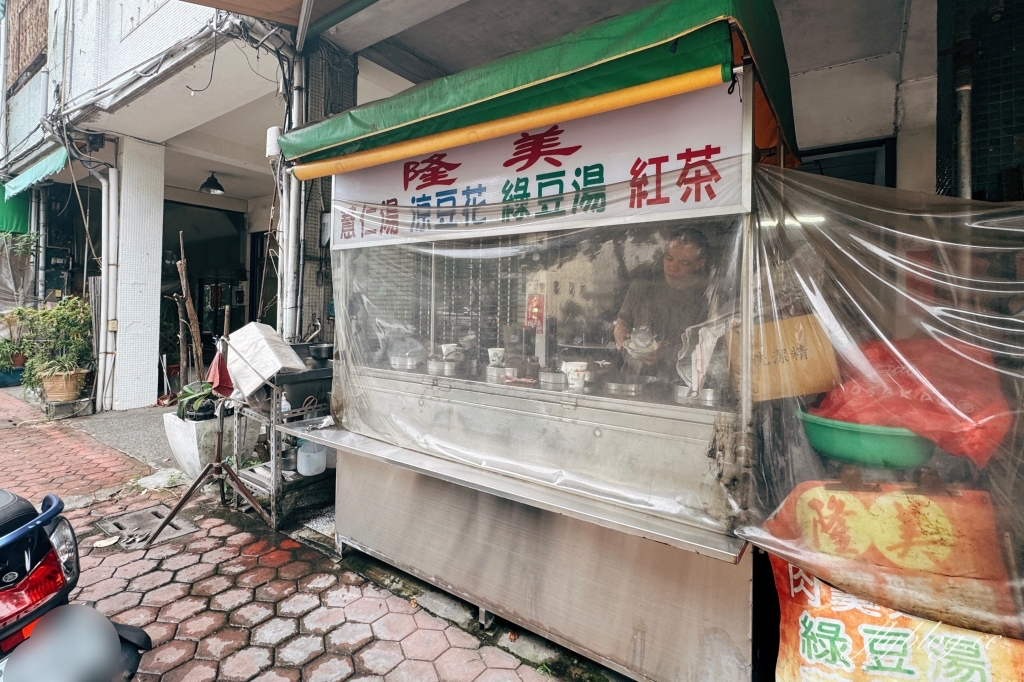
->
[11, 353, 26, 368]
[41, 369, 87, 402]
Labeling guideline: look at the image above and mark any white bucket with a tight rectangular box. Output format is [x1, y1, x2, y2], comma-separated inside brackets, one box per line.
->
[298, 441, 327, 476]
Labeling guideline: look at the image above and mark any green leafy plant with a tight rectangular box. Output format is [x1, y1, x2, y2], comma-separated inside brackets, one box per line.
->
[176, 381, 214, 420]
[0, 232, 38, 258]
[16, 298, 94, 390]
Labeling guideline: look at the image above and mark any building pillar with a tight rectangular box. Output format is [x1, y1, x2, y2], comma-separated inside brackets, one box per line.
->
[112, 137, 164, 410]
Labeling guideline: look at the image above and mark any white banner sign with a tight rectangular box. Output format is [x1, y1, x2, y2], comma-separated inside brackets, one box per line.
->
[332, 82, 748, 249]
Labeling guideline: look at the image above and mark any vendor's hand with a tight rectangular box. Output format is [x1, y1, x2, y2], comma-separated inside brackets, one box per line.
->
[639, 342, 662, 366]
[613, 320, 630, 350]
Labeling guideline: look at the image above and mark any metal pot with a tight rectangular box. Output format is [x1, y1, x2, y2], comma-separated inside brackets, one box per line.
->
[464, 357, 479, 376]
[309, 343, 334, 360]
[280, 447, 298, 471]
[604, 375, 659, 396]
[389, 355, 422, 370]
[538, 369, 568, 387]
[485, 365, 518, 383]
[427, 358, 460, 376]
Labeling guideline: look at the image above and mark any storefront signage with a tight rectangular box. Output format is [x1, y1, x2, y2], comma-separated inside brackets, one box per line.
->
[770, 555, 1024, 682]
[331, 82, 748, 249]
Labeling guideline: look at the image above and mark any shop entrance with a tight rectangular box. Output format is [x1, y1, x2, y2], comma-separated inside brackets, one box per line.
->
[161, 201, 246, 384]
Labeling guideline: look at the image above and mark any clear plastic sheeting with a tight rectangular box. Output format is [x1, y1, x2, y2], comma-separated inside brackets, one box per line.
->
[0, 243, 36, 313]
[739, 167, 1024, 640]
[331, 172, 749, 539]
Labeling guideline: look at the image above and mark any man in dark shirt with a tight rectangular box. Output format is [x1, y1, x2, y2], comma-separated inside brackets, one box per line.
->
[614, 227, 710, 377]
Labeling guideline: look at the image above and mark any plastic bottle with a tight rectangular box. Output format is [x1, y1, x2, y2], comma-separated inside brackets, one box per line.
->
[298, 441, 327, 476]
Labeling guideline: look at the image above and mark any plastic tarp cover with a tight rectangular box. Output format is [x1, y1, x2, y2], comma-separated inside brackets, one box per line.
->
[739, 167, 1024, 642]
[278, 0, 796, 164]
[331, 170, 748, 538]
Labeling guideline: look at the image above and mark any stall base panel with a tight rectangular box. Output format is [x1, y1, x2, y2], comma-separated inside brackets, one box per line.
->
[334, 450, 752, 682]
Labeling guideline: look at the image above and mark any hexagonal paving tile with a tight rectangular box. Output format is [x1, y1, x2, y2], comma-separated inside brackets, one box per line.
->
[241, 539, 274, 556]
[112, 605, 158, 628]
[479, 647, 519, 670]
[142, 582, 190, 607]
[256, 579, 297, 602]
[346, 597, 388, 624]
[277, 561, 314, 580]
[371, 613, 417, 641]
[278, 591, 320, 617]
[361, 584, 393, 600]
[210, 587, 253, 612]
[161, 552, 201, 571]
[219, 555, 260, 576]
[127, 570, 173, 592]
[401, 629, 450, 661]
[386, 659, 439, 682]
[302, 606, 347, 635]
[326, 622, 373, 655]
[79, 577, 128, 601]
[413, 611, 448, 631]
[145, 544, 182, 561]
[162, 659, 218, 682]
[95, 591, 142, 616]
[276, 633, 326, 666]
[252, 670, 301, 682]
[220, 646, 274, 682]
[258, 549, 293, 568]
[197, 517, 226, 529]
[175, 562, 216, 583]
[237, 566, 278, 588]
[338, 571, 366, 586]
[192, 574, 235, 597]
[305, 653, 355, 682]
[476, 670, 521, 682]
[176, 611, 227, 640]
[298, 572, 338, 593]
[209, 523, 239, 537]
[113, 558, 158, 579]
[201, 546, 241, 564]
[143, 621, 177, 648]
[139, 639, 197, 675]
[196, 627, 249, 660]
[435, 647, 486, 682]
[101, 550, 146, 568]
[355, 640, 405, 675]
[444, 627, 481, 650]
[252, 617, 299, 647]
[230, 601, 276, 628]
[187, 537, 222, 553]
[385, 595, 419, 615]
[323, 584, 362, 608]
[224, 532, 257, 547]
[157, 596, 209, 623]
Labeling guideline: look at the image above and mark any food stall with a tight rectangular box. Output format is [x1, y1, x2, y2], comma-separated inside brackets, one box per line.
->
[275, 1, 1024, 680]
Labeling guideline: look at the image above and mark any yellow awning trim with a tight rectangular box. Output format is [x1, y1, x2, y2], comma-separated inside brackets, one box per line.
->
[291, 64, 726, 181]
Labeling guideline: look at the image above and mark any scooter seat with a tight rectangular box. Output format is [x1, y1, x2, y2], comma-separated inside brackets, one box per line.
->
[0, 489, 37, 539]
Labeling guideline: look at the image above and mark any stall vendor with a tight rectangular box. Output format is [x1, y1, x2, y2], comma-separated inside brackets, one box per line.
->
[613, 227, 710, 377]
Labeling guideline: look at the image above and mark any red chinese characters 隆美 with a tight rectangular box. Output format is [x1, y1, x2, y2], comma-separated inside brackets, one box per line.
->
[503, 125, 582, 172]
[403, 153, 461, 191]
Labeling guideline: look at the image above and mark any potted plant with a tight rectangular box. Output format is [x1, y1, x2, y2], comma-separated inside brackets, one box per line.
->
[17, 298, 94, 403]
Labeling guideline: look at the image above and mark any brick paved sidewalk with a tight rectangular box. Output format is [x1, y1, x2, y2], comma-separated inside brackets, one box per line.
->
[71, 495, 558, 682]
[0, 391, 151, 502]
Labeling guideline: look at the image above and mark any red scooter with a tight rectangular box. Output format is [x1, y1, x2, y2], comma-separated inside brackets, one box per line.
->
[0, 490, 152, 680]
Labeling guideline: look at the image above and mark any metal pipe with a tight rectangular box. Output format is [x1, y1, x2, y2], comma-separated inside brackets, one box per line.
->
[283, 57, 305, 341]
[89, 169, 109, 411]
[296, 178, 307, 339]
[276, 175, 289, 333]
[307, 0, 381, 39]
[105, 167, 119, 411]
[28, 190, 38, 306]
[0, 17, 9, 161]
[737, 210, 754, 473]
[957, 83, 972, 199]
[37, 188, 48, 307]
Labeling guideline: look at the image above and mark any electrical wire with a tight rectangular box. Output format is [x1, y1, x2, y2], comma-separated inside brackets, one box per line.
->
[186, 31, 218, 95]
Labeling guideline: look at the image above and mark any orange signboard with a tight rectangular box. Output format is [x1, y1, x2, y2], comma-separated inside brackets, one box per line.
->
[757, 482, 1022, 639]
[771, 555, 1024, 682]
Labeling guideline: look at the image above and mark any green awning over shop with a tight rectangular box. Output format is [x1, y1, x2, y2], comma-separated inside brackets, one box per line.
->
[278, 0, 796, 165]
[0, 191, 29, 233]
[4, 147, 69, 201]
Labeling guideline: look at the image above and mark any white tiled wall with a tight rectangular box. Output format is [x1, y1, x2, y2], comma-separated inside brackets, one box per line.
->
[112, 136, 164, 410]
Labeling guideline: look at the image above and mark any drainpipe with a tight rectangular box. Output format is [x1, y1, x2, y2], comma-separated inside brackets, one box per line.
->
[90, 169, 110, 411]
[956, 81, 972, 199]
[296, 179, 307, 339]
[37, 188, 48, 306]
[105, 168, 119, 411]
[283, 57, 305, 341]
[0, 16, 8, 162]
[28, 191, 38, 305]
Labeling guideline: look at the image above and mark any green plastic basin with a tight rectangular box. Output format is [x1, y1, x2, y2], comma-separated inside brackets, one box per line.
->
[797, 409, 934, 469]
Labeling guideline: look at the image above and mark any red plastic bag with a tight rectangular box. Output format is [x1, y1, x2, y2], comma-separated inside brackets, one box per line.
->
[205, 350, 234, 398]
[809, 338, 1012, 468]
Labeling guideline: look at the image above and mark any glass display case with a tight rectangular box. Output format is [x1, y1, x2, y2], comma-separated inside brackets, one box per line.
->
[333, 217, 749, 541]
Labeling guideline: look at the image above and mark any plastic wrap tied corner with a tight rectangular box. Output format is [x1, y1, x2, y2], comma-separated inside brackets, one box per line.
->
[737, 166, 1024, 641]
